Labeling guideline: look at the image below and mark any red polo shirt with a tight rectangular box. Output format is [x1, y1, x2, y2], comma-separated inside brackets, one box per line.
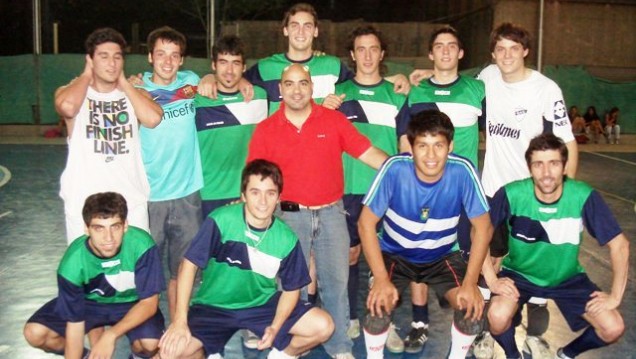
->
[247, 102, 372, 206]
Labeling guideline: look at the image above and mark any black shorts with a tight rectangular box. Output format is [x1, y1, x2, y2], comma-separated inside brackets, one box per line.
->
[343, 194, 365, 247]
[487, 196, 509, 257]
[382, 251, 467, 302]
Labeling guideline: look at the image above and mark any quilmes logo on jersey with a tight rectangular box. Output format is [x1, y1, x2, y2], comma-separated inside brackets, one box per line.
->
[488, 122, 520, 139]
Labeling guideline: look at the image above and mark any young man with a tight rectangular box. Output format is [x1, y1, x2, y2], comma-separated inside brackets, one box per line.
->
[248, 64, 388, 359]
[403, 26, 487, 354]
[484, 133, 628, 359]
[138, 26, 204, 320]
[24, 192, 165, 359]
[198, 3, 409, 111]
[56, 28, 163, 243]
[195, 35, 268, 219]
[478, 23, 579, 358]
[157, 159, 334, 359]
[334, 24, 409, 342]
[358, 110, 493, 359]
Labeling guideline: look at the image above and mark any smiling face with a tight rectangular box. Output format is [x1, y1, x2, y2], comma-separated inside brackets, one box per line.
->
[90, 42, 124, 86]
[149, 39, 183, 85]
[429, 33, 463, 73]
[350, 33, 384, 79]
[492, 37, 528, 80]
[284, 11, 318, 54]
[529, 149, 566, 202]
[241, 175, 280, 228]
[279, 64, 313, 112]
[411, 133, 453, 183]
[86, 215, 127, 258]
[213, 52, 245, 92]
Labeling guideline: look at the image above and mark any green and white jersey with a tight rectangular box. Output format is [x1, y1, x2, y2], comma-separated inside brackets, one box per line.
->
[491, 178, 622, 287]
[185, 203, 310, 309]
[58, 226, 164, 305]
[336, 79, 409, 194]
[408, 75, 485, 167]
[194, 87, 268, 201]
[245, 53, 352, 114]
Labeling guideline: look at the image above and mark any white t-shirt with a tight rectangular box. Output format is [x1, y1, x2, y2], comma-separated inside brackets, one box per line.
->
[479, 65, 574, 196]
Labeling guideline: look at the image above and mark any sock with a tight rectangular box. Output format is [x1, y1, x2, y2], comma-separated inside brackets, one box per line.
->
[267, 347, 297, 359]
[448, 321, 477, 359]
[206, 354, 224, 359]
[526, 301, 549, 336]
[492, 326, 520, 359]
[308, 293, 317, 305]
[412, 304, 429, 324]
[348, 263, 359, 320]
[363, 313, 391, 359]
[563, 326, 609, 358]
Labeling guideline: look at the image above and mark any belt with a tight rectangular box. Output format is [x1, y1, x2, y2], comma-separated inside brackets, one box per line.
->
[280, 200, 339, 212]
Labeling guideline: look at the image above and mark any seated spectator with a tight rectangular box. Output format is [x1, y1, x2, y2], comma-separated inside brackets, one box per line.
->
[583, 106, 605, 143]
[605, 107, 621, 144]
[569, 106, 588, 144]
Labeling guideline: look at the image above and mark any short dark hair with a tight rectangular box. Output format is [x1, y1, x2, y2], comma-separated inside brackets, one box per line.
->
[212, 35, 245, 63]
[85, 28, 127, 58]
[525, 133, 568, 169]
[347, 25, 388, 76]
[282, 2, 318, 28]
[406, 110, 454, 146]
[428, 26, 463, 52]
[82, 192, 128, 226]
[489, 22, 531, 53]
[147, 26, 187, 56]
[241, 159, 284, 194]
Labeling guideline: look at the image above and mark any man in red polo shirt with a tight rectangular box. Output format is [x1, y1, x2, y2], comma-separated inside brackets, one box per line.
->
[248, 63, 387, 359]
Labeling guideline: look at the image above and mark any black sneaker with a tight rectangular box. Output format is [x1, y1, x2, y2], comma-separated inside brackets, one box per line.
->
[403, 321, 429, 353]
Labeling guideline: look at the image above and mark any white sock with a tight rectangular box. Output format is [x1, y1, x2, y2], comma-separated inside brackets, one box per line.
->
[448, 321, 477, 359]
[267, 348, 297, 359]
[206, 354, 224, 359]
[364, 326, 389, 359]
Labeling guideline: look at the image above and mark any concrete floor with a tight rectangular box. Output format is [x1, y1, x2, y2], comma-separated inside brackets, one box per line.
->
[0, 139, 634, 359]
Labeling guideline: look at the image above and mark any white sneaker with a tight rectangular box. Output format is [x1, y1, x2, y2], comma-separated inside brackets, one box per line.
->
[332, 352, 355, 359]
[522, 335, 552, 359]
[472, 332, 495, 359]
[385, 323, 405, 353]
[241, 329, 260, 349]
[347, 318, 361, 339]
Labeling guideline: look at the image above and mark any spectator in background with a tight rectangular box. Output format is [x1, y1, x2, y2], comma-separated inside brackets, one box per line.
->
[605, 107, 620, 144]
[583, 106, 605, 144]
[569, 106, 588, 144]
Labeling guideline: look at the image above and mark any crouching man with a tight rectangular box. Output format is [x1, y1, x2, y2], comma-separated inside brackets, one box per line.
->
[158, 159, 334, 359]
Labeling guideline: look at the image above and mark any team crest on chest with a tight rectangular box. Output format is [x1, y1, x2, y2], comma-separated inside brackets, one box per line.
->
[420, 207, 430, 222]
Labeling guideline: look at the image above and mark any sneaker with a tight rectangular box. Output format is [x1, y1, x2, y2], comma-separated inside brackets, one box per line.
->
[555, 348, 573, 359]
[332, 352, 355, 359]
[403, 321, 428, 354]
[472, 331, 495, 359]
[347, 318, 361, 339]
[241, 329, 260, 349]
[521, 335, 552, 359]
[386, 323, 405, 353]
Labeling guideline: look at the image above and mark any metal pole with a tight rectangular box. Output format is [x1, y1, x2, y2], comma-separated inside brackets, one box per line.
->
[33, 0, 42, 54]
[537, 0, 544, 72]
[53, 22, 59, 54]
[208, 0, 215, 58]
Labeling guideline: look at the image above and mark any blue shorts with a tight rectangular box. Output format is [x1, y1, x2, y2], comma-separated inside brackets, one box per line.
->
[499, 270, 600, 331]
[149, 191, 202, 279]
[27, 298, 165, 341]
[188, 292, 313, 355]
[201, 197, 239, 220]
[343, 194, 364, 247]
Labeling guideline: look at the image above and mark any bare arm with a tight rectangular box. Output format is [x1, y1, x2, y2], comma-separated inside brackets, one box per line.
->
[160, 259, 198, 358]
[117, 72, 162, 128]
[565, 140, 578, 179]
[385, 73, 410, 95]
[65, 321, 85, 359]
[55, 56, 94, 137]
[197, 74, 254, 101]
[258, 289, 300, 350]
[90, 294, 160, 358]
[358, 206, 398, 316]
[586, 233, 629, 315]
[357, 146, 389, 170]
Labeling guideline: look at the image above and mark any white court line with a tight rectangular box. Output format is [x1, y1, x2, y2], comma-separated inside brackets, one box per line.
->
[0, 211, 12, 219]
[596, 190, 635, 205]
[0, 165, 11, 188]
[586, 151, 636, 166]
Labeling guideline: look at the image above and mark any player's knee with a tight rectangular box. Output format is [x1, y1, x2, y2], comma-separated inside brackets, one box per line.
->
[23, 323, 48, 348]
[131, 338, 159, 356]
[313, 309, 335, 342]
[453, 310, 484, 335]
[599, 314, 625, 343]
[363, 312, 391, 335]
[486, 307, 511, 335]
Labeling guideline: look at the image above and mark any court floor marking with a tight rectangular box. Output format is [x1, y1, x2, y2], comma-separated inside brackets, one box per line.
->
[586, 151, 636, 205]
[0, 165, 11, 188]
[587, 151, 636, 166]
